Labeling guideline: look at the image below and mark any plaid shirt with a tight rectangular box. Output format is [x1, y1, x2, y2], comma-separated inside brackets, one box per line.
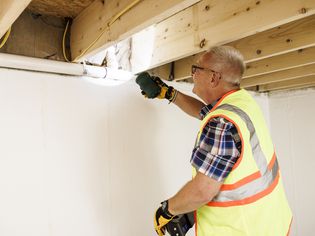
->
[190, 102, 242, 182]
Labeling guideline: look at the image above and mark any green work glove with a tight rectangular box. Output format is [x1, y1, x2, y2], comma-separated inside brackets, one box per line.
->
[136, 72, 178, 102]
[154, 200, 174, 236]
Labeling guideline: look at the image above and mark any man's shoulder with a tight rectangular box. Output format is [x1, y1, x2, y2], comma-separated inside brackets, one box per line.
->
[205, 116, 235, 131]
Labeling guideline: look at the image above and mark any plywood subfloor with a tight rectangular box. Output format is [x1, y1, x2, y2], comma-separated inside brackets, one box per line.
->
[28, 0, 95, 18]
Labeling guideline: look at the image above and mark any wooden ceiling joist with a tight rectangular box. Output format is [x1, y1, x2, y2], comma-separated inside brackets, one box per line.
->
[70, 0, 200, 62]
[0, 0, 32, 38]
[258, 75, 315, 92]
[1, 0, 313, 93]
[244, 46, 315, 78]
[133, 0, 315, 73]
[151, 14, 315, 82]
[228, 14, 315, 63]
[241, 63, 315, 88]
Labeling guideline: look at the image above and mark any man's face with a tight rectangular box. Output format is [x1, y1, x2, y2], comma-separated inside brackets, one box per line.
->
[191, 55, 217, 99]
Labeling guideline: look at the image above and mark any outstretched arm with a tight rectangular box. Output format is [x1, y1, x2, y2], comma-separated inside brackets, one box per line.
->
[173, 91, 205, 120]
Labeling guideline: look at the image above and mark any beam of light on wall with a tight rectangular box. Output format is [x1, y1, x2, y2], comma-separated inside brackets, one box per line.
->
[83, 67, 135, 87]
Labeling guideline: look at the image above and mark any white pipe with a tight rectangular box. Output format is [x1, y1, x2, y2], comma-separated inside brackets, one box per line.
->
[0, 53, 135, 81]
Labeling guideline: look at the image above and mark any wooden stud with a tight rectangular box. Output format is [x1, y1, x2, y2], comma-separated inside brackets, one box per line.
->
[0, 0, 32, 38]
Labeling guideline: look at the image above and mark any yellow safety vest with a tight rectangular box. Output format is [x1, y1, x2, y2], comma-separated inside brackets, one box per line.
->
[193, 89, 292, 236]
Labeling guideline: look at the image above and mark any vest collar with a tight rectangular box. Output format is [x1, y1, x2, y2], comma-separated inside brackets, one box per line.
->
[200, 89, 240, 119]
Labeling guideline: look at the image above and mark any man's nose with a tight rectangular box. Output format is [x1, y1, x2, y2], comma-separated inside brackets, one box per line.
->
[192, 73, 197, 81]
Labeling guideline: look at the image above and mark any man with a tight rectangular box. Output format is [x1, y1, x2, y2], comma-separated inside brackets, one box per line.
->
[136, 46, 292, 236]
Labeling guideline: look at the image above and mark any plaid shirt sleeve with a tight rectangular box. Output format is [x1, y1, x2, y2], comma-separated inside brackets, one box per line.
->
[190, 115, 241, 182]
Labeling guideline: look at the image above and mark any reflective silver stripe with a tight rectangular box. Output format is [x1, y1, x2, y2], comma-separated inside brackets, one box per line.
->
[210, 104, 277, 202]
[212, 159, 278, 202]
[216, 104, 268, 175]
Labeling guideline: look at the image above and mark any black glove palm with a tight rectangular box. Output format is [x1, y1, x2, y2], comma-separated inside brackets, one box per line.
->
[136, 72, 177, 102]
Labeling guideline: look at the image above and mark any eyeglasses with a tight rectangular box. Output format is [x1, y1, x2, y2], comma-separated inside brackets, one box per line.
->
[191, 64, 217, 75]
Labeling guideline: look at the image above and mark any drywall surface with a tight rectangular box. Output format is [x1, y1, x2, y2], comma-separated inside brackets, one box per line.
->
[268, 88, 315, 236]
[0, 68, 200, 236]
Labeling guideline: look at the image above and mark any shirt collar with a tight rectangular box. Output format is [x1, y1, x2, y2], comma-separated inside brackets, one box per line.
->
[199, 98, 220, 119]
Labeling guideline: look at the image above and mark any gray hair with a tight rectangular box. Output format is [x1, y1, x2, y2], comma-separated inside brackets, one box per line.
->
[207, 46, 245, 85]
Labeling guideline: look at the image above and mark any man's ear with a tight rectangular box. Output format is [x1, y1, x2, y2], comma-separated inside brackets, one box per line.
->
[210, 72, 220, 87]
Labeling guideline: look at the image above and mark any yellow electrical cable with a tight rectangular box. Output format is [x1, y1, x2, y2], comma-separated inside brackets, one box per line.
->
[62, 20, 70, 62]
[107, 0, 141, 27]
[0, 27, 12, 49]
[72, 0, 141, 62]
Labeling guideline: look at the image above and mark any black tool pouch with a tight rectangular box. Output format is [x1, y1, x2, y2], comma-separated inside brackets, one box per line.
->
[166, 212, 195, 236]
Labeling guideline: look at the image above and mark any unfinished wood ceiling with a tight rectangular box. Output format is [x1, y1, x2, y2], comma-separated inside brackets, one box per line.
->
[27, 0, 95, 18]
[1, 0, 315, 93]
[149, 13, 315, 92]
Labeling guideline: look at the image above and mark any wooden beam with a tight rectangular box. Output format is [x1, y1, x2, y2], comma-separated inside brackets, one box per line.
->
[0, 0, 32, 38]
[70, 0, 200, 61]
[228, 14, 315, 63]
[155, 14, 315, 81]
[241, 63, 315, 88]
[149, 64, 171, 80]
[244, 46, 315, 78]
[258, 75, 315, 92]
[244, 86, 259, 92]
[132, 0, 315, 73]
[173, 55, 198, 81]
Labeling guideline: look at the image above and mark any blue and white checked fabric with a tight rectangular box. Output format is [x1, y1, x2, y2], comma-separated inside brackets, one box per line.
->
[190, 104, 242, 182]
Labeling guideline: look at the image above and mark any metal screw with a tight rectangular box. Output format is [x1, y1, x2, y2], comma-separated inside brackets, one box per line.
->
[200, 39, 206, 48]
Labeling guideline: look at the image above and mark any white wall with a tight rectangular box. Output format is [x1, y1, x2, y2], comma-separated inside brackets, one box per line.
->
[0, 67, 310, 236]
[268, 88, 315, 236]
[0, 68, 199, 236]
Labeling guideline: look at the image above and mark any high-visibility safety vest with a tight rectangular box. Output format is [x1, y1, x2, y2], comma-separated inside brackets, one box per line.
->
[193, 89, 292, 236]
